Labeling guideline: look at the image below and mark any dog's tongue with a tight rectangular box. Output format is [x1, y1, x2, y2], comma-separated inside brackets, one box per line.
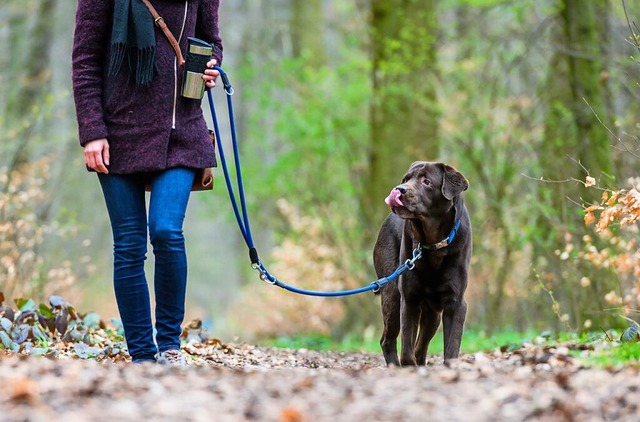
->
[384, 188, 404, 208]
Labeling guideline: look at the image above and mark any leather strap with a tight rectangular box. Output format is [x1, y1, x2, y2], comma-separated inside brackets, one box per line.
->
[140, 0, 185, 66]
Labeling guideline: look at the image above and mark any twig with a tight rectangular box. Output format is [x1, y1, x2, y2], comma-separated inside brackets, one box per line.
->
[582, 98, 621, 145]
[623, 0, 640, 53]
[533, 267, 574, 333]
[583, 97, 640, 159]
[611, 132, 640, 159]
[520, 173, 574, 184]
[601, 327, 613, 342]
[619, 314, 640, 326]
[521, 173, 610, 193]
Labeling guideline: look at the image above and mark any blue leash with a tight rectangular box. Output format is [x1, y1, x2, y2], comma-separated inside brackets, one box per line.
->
[207, 67, 421, 296]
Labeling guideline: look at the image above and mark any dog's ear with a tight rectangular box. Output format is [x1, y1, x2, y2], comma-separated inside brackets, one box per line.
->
[440, 164, 469, 200]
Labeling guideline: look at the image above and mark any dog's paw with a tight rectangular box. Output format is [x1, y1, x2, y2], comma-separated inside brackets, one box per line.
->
[443, 357, 460, 369]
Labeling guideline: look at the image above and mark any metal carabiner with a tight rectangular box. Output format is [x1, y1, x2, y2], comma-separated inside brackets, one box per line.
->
[405, 258, 416, 271]
[412, 246, 422, 261]
[405, 247, 422, 270]
[252, 262, 276, 285]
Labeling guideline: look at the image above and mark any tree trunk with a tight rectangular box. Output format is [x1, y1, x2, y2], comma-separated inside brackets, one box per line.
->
[290, 0, 326, 65]
[340, 0, 440, 340]
[364, 0, 440, 234]
[537, 0, 614, 330]
[4, 0, 56, 175]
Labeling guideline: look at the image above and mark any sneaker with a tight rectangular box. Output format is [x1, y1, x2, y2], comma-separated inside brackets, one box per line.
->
[156, 349, 187, 367]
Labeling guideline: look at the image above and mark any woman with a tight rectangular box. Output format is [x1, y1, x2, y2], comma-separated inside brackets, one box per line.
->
[72, 0, 223, 365]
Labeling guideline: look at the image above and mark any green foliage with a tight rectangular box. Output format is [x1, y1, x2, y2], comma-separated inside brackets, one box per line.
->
[436, 1, 552, 331]
[511, 329, 640, 368]
[262, 327, 640, 368]
[263, 328, 538, 355]
[2, 0, 637, 342]
[588, 342, 640, 367]
[0, 292, 127, 360]
[577, 334, 640, 368]
[447, 0, 511, 7]
[228, 39, 375, 338]
[239, 50, 370, 217]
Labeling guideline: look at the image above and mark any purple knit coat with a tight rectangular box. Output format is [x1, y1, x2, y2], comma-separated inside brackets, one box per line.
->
[72, 0, 223, 174]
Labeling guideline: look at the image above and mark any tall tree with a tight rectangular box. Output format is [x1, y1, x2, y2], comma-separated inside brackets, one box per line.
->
[537, 0, 615, 328]
[2, 0, 56, 172]
[290, 0, 327, 65]
[364, 0, 440, 232]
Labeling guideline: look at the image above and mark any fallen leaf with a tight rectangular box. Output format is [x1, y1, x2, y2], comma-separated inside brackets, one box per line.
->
[280, 406, 305, 422]
[10, 378, 39, 404]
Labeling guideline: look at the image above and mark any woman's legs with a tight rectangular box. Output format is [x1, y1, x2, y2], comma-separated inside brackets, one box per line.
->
[148, 167, 196, 353]
[98, 173, 156, 362]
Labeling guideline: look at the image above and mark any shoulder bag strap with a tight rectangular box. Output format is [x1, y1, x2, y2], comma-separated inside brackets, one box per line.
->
[140, 0, 186, 66]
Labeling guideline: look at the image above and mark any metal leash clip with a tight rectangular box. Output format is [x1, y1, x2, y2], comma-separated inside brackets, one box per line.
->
[404, 247, 423, 271]
[252, 261, 276, 285]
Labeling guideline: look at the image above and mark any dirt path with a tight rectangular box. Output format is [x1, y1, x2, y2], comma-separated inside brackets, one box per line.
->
[1, 344, 639, 421]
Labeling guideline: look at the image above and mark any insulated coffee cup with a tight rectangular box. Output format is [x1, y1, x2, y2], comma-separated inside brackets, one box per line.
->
[182, 37, 213, 99]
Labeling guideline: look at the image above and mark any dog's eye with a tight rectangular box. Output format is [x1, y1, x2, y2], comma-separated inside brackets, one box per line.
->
[422, 178, 432, 187]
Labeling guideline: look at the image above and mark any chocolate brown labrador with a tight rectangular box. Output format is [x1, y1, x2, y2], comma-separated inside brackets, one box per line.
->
[373, 161, 471, 366]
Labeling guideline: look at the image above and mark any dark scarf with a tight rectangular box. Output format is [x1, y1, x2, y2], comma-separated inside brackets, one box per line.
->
[109, 0, 185, 86]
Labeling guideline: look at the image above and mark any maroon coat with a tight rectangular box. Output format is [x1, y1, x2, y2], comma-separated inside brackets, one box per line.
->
[72, 0, 223, 174]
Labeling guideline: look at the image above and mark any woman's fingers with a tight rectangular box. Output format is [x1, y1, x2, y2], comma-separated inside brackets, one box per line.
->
[204, 59, 219, 88]
[102, 142, 110, 167]
[84, 138, 110, 174]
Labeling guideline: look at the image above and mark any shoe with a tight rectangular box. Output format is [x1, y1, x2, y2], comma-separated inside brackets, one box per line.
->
[157, 349, 187, 367]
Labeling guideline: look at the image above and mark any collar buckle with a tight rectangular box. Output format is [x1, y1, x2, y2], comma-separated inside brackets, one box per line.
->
[421, 219, 461, 251]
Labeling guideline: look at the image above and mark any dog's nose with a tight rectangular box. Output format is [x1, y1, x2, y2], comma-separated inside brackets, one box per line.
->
[395, 185, 407, 194]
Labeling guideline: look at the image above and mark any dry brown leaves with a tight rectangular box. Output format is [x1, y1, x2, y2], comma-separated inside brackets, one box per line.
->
[2, 339, 640, 421]
[585, 187, 640, 233]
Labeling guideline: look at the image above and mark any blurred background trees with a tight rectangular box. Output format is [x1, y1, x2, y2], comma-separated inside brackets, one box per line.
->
[1, 0, 639, 342]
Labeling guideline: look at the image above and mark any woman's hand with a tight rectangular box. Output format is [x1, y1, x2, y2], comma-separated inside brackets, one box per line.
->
[84, 138, 110, 174]
[203, 59, 220, 89]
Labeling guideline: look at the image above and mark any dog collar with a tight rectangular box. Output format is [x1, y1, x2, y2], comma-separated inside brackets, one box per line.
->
[421, 219, 461, 251]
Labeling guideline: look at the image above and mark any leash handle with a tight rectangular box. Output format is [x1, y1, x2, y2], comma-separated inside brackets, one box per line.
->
[213, 66, 233, 95]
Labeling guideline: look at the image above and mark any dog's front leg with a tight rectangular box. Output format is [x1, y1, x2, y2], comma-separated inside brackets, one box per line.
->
[399, 294, 420, 366]
[380, 285, 401, 366]
[414, 303, 441, 366]
[442, 298, 467, 362]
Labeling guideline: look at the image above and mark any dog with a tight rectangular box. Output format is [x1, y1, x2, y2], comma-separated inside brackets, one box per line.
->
[373, 161, 471, 366]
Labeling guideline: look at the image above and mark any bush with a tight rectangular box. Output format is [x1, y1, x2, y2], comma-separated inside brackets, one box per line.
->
[0, 158, 83, 302]
[581, 178, 640, 316]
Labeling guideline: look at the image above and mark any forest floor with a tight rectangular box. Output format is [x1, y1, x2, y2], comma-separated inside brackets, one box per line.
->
[1, 340, 640, 422]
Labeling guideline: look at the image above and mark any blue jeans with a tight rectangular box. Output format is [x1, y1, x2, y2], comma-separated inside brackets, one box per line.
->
[98, 167, 196, 362]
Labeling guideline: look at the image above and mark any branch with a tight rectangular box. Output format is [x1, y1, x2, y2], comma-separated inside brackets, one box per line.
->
[623, 0, 640, 53]
[583, 97, 640, 159]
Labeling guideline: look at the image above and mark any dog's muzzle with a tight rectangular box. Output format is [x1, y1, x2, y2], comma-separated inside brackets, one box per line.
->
[385, 186, 405, 209]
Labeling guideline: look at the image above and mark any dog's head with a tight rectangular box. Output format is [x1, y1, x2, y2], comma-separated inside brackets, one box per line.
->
[385, 161, 468, 219]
